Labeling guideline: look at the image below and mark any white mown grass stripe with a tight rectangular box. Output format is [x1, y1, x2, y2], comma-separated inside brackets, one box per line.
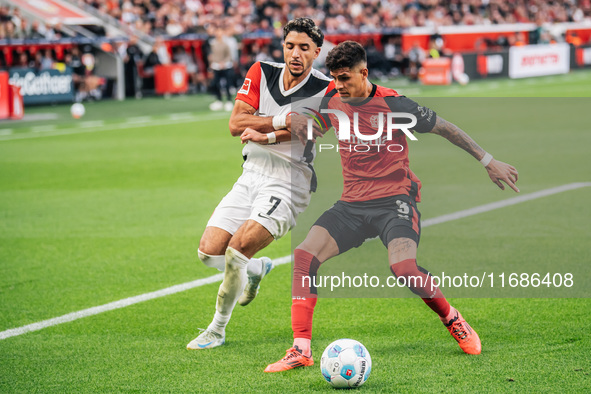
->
[0, 112, 230, 142]
[31, 125, 56, 133]
[169, 112, 195, 120]
[125, 116, 153, 124]
[0, 183, 589, 340]
[79, 120, 105, 128]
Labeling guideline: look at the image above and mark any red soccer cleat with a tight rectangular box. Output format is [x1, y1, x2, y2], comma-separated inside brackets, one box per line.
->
[264, 347, 314, 372]
[445, 311, 482, 355]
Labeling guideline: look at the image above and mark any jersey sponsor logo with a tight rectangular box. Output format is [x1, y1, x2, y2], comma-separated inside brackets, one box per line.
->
[238, 78, 252, 95]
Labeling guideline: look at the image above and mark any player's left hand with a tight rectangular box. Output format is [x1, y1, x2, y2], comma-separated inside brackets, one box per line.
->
[485, 159, 519, 192]
[240, 127, 268, 144]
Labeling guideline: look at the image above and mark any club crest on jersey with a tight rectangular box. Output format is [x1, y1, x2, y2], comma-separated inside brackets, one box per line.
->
[417, 105, 434, 121]
[238, 78, 251, 95]
[369, 115, 380, 129]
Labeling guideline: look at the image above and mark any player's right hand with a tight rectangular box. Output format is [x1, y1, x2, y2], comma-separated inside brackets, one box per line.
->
[240, 127, 267, 144]
[485, 159, 519, 193]
[289, 114, 324, 145]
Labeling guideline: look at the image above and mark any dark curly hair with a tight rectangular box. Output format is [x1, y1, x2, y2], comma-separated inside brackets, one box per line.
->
[325, 41, 367, 71]
[283, 18, 324, 48]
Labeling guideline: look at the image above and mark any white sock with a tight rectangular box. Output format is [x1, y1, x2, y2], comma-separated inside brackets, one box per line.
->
[246, 258, 263, 277]
[198, 249, 225, 271]
[208, 247, 248, 334]
[208, 309, 229, 335]
[198, 249, 264, 276]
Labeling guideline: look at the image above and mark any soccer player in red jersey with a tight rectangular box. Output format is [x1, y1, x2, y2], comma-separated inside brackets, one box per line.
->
[265, 41, 519, 372]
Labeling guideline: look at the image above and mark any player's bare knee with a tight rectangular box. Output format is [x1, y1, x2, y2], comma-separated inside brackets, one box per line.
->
[295, 240, 321, 258]
[228, 231, 271, 258]
[227, 220, 273, 258]
[199, 227, 232, 256]
[227, 239, 256, 259]
[297, 229, 327, 255]
[297, 236, 338, 263]
[198, 237, 225, 256]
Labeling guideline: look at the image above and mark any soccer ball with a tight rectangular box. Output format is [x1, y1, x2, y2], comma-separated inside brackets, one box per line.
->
[320, 339, 372, 388]
[70, 103, 85, 119]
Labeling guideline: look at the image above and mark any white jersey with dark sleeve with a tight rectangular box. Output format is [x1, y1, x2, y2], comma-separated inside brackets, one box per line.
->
[235, 61, 333, 191]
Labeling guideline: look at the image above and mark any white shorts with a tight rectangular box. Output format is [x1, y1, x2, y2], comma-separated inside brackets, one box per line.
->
[207, 169, 311, 239]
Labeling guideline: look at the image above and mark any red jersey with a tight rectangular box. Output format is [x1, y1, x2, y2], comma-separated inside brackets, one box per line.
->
[321, 84, 436, 202]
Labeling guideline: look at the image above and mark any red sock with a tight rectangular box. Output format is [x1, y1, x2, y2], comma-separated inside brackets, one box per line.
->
[390, 259, 450, 318]
[291, 249, 322, 341]
[292, 298, 317, 340]
[292, 249, 322, 298]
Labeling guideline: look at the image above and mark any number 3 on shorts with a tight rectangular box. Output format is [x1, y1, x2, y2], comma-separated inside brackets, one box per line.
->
[396, 200, 409, 214]
[267, 196, 282, 215]
[396, 200, 410, 220]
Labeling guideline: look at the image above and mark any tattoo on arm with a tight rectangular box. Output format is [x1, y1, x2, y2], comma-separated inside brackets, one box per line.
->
[431, 115, 486, 160]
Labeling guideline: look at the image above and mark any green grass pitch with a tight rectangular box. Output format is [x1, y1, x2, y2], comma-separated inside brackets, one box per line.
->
[1, 71, 590, 392]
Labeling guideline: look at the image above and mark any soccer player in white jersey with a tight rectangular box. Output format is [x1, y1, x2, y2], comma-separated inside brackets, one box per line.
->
[187, 18, 335, 350]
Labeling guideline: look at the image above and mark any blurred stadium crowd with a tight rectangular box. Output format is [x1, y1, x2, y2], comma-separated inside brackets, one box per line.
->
[1, 0, 590, 101]
[70, 0, 591, 35]
[3, 1, 589, 37]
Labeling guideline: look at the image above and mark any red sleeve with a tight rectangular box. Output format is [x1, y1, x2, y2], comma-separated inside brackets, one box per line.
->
[375, 85, 401, 97]
[325, 80, 336, 95]
[235, 62, 261, 110]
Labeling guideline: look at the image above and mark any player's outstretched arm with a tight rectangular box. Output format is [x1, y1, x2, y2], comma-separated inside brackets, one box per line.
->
[229, 100, 278, 136]
[430, 115, 520, 193]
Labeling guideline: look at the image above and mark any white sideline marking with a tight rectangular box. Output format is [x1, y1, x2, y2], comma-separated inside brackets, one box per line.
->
[1, 183, 589, 340]
[422, 182, 591, 227]
[0, 256, 290, 341]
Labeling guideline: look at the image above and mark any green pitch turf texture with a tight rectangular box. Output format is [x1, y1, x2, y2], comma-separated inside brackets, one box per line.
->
[1, 71, 590, 392]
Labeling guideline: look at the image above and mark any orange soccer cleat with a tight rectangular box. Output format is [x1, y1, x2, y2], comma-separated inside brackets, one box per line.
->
[445, 311, 482, 355]
[264, 347, 314, 372]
